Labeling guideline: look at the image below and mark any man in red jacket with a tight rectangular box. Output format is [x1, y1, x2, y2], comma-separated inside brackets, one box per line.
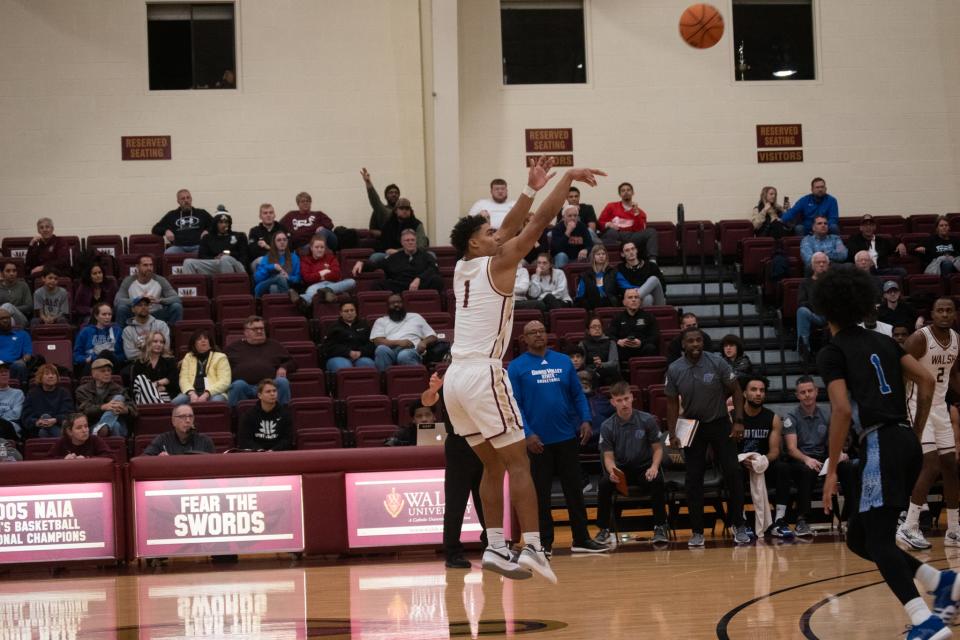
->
[597, 182, 658, 262]
[299, 235, 356, 304]
[281, 192, 338, 251]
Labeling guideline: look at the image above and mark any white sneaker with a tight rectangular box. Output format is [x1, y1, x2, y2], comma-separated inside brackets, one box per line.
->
[945, 528, 960, 547]
[481, 547, 532, 580]
[518, 545, 558, 584]
[897, 524, 933, 550]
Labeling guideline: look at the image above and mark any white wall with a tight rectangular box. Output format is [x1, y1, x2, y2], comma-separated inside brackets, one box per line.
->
[457, 0, 960, 228]
[0, 0, 427, 239]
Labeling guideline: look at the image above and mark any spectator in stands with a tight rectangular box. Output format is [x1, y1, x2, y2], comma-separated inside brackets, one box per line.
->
[321, 301, 376, 372]
[237, 379, 293, 451]
[609, 289, 659, 360]
[853, 250, 884, 301]
[182, 211, 248, 275]
[130, 330, 179, 404]
[846, 214, 907, 276]
[467, 178, 515, 228]
[509, 320, 606, 554]
[73, 302, 123, 372]
[665, 327, 749, 546]
[0, 260, 31, 328]
[0, 362, 24, 439]
[578, 369, 614, 448]
[550, 204, 593, 268]
[300, 234, 356, 305]
[521, 210, 553, 266]
[370, 198, 430, 264]
[22, 363, 73, 438]
[253, 231, 301, 299]
[513, 263, 544, 311]
[667, 312, 714, 363]
[737, 375, 788, 538]
[721, 334, 753, 388]
[796, 252, 830, 362]
[566, 186, 599, 241]
[800, 215, 847, 267]
[751, 186, 788, 239]
[31, 267, 69, 326]
[892, 323, 912, 345]
[775, 376, 838, 537]
[615, 241, 666, 306]
[598, 182, 658, 262]
[25, 217, 72, 276]
[914, 215, 960, 277]
[73, 262, 117, 326]
[575, 245, 619, 311]
[122, 297, 170, 361]
[173, 329, 231, 404]
[361, 167, 400, 238]
[75, 358, 136, 437]
[49, 413, 113, 459]
[370, 294, 437, 371]
[877, 281, 921, 330]
[225, 316, 296, 406]
[114, 254, 183, 327]
[0, 309, 32, 385]
[152, 189, 212, 254]
[782, 177, 839, 235]
[355, 229, 442, 294]
[142, 404, 214, 455]
[566, 346, 598, 389]
[247, 203, 289, 269]
[580, 317, 621, 386]
[281, 192, 337, 251]
[527, 253, 572, 310]
[592, 381, 669, 548]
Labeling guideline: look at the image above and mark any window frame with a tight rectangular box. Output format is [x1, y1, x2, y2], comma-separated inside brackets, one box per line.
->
[726, 0, 822, 86]
[497, 0, 594, 91]
[144, 0, 241, 93]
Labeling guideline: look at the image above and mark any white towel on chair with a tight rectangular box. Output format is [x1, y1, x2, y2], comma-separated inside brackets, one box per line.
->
[738, 452, 772, 533]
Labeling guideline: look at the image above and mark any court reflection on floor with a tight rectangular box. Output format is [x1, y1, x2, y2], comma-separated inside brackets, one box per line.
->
[0, 577, 116, 639]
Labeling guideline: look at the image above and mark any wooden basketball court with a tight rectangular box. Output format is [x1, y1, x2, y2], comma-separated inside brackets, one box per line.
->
[3, 533, 956, 638]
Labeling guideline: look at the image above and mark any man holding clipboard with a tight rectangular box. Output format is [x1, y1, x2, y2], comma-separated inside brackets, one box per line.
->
[665, 327, 750, 548]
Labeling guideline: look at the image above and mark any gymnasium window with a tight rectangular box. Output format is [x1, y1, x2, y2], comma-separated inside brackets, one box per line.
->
[500, 0, 587, 85]
[732, 0, 816, 81]
[147, 3, 237, 90]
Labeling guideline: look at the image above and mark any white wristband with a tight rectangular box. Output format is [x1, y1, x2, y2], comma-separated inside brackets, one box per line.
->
[522, 185, 537, 199]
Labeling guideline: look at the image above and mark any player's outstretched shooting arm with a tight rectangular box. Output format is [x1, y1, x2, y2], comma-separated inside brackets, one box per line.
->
[494, 156, 558, 242]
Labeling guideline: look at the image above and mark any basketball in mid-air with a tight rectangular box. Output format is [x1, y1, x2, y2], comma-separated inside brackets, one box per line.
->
[679, 4, 724, 49]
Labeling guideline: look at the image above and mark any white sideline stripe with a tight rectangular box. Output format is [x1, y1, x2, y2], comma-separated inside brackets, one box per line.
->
[353, 478, 443, 486]
[0, 492, 103, 502]
[0, 542, 105, 552]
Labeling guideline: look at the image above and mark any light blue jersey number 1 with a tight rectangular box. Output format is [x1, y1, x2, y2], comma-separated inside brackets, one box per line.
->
[869, 353, 892, 395]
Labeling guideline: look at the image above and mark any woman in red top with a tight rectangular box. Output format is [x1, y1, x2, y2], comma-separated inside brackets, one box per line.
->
[48, 413, 114, 459]
[299, 234, 356, 304]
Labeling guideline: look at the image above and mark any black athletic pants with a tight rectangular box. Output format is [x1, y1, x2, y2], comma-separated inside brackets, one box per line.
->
[530, 437, 591, 548]
[685, 417, 745, 533]
[776, 457, 821, 521]
[443, 434, 486, 555]
[845, 424, 924, 605]
[596, 466, 667, 529]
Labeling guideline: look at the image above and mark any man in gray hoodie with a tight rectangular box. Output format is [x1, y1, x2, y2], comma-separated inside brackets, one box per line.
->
[121, 297, 171, 360]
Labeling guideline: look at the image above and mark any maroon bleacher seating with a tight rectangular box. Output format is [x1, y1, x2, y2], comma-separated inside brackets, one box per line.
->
[548, 307, 587, 335]
[135, 404, 174, 435]
[628, 356, 668, 391]
[648, 222, 678, 260]
[909, 215, 939, 234]
[260, 293, 299, 319]
[354, 425, 398, 447]
[717, 220, 754, 262]
[173, 319, 215, 350]
[211, 273, 251, 297]
[335, 368, 381, 398]
[296, 428, 342, 449]
[401, 290, 442, 314]
[290, 397, 336, 431]
[339, 248, 372, 275]
[269, 316, 311, 343]
[681, 221, 716, 261]
[1, 237, 31, 259]
[117, 254, 142, 277]
[384, 365, 429, 397]
[905, 274, 943, 299]
[181, 296, 212, 321]
[85, 235, 124, 258]
[421, 312, 453, 330]
[215, 294, 256, 321]
[29, 323, 73, 342]
[288, 368, 326, 399]
[127, 234, 164, 258]
[161, 253, 196, 277]
[192, 402, 232, 433]
[168, 274, 209, 298]
[32, 339, 72, 370]
[357, 291, 391, 318]
[24, 438, 59, 461]
[345, 395, 393, 430]
[739, 237, 775, 282]
[646, 305, 679, 332]
[779, 278, 804, 327]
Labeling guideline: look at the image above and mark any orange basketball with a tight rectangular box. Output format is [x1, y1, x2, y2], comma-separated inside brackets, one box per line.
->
[679, 3, 724, 49]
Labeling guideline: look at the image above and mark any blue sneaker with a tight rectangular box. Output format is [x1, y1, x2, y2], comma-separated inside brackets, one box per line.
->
[932, 569, 960, 626]
[765, 519, 795, 539]
[906, 615, 951, 639]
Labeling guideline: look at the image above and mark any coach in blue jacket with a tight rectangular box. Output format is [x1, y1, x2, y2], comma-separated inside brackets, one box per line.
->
[508, 320, 607, 554]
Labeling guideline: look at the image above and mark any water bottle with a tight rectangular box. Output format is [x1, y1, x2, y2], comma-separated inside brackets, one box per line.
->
[0, 442, 7, 462]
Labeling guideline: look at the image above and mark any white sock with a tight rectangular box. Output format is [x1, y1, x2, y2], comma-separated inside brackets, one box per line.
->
[948, 508, 959, 531]
[905, 502, 923, 528]
[486, 528, 505, 549]
[904, 597, 931, 626]
[523, 531, 542, 551]
[915, 564, 942, 592]
[775, 505, 787, 521]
